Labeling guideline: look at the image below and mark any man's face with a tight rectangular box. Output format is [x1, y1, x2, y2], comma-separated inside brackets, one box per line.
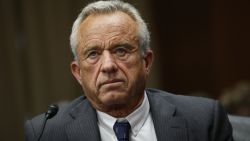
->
[71, 12, 153, 113]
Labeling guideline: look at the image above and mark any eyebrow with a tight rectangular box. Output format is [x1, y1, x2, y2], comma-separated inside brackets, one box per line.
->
[81, 46, 101, 55]
[81, 42, 138, 54]
[110, 43, 131, 49]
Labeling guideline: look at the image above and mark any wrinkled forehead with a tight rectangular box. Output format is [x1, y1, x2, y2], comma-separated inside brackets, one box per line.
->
[77, 12, 139, 45]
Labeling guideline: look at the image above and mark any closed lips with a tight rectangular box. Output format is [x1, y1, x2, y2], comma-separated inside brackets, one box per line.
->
[99, 79, 124, 88]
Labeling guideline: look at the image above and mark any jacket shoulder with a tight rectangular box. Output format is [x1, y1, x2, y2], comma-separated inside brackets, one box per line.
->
[146, 88, 216, 105]
[146, 88, 219, 121]
[146, 88, 233, 141]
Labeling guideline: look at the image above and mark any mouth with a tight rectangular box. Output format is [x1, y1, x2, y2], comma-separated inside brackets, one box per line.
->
[99, 79, 125, 89]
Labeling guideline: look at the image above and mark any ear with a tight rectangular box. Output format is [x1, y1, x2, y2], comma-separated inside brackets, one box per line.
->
[143, 49, 154, 74]
[70, 61, 82, 85]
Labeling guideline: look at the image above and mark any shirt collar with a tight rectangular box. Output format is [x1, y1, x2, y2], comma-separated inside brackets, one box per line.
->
[96, 91, 150, 136]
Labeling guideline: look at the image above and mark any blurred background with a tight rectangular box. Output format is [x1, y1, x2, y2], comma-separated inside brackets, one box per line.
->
[0, 0, 250, 140]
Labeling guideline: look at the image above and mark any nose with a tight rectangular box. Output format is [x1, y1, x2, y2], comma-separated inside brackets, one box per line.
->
[100, 50, 118, 74]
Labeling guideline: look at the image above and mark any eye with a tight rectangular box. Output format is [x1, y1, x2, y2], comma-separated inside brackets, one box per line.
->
[114, 47, 128, 57]
[86, 50, 100, 59]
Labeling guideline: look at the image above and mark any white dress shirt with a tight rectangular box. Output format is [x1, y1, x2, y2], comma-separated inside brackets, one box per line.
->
[96, 92, 157, 141]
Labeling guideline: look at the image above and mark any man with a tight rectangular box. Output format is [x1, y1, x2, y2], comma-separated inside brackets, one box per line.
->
[25, 0, 234, 141]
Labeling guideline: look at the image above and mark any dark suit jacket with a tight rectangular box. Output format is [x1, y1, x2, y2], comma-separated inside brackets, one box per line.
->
[25, 88, 234, 141]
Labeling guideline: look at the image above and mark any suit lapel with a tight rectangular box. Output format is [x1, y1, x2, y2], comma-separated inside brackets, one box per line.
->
[65, 99, 101, 141]
[147, 90, 188, 141]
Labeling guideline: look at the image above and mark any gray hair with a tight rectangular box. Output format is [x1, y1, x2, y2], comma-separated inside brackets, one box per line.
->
[70, 0, 150, 58]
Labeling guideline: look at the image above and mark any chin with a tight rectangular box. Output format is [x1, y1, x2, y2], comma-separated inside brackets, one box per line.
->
[99, 92, 129, 105]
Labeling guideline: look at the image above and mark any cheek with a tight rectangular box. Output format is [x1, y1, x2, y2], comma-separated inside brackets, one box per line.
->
[80, 63, 100, 89]
[119, 57, 145, 82]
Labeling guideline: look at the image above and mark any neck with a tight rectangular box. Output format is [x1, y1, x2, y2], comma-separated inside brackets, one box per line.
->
[98, 94, 144, 118]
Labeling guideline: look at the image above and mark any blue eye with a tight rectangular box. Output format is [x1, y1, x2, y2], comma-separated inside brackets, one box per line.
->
[115, 47, 127, 57]
[87, 50, 99, 59]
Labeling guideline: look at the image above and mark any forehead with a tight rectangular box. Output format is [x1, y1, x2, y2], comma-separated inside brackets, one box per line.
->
[77, 11, 138, 45]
